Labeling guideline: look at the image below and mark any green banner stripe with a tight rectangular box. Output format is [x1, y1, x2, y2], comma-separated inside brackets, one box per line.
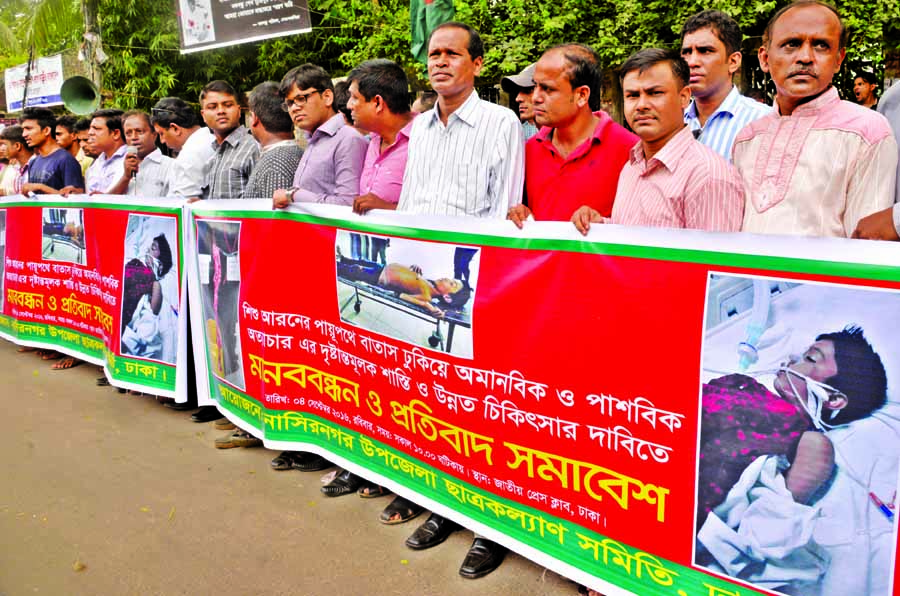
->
[193, 210, 900, 283]
[213, 381, 760, 596]
[3, 201, 181, 214]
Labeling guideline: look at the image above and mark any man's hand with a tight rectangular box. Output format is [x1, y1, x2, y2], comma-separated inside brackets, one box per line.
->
[22, 183, 54, 195]
[570, 205, 607, 236]
[852, 206, 900, 241]
[59, 186, 85, 196]
[426, 303, 446, 318]
[123, 152, 141, 178]
[507, 204, 533, 229]
[272, 188, 293, 210]
[353, 192, 396, 214]
[186, 197, 202, 204]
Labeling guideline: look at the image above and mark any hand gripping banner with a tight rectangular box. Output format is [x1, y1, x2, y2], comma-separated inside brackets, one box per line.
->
[0, 196, 187, 398]
[187, 199, 900, 596]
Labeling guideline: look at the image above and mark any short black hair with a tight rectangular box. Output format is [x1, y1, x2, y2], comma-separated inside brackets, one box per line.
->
[150, 97, 198, 129]
[347, 59, 412, 114]
[444, 282, 472, 309]
[855, 71, 878, 86]
[56, 115, 79, 134]
[123, 110, 152, 128]
[20, 107, 57, 135]
[619, 48, 690, 88]
[816, 325, 887, 425]
[428, 22, 484, 61]
[0, 124, 26, 146]
[248, 81, 294, 135]
[763, 1, 847, 50]
[681, 10, 743, 56]
[74, 117, 92, 134]
[279, 64, 334, 97]
[333, 81, 353, 123]
[91, 108, 125, 139]
[200, 80, 239, 103]
[153, 234, 173, 278]
[547, 44, 603, 111]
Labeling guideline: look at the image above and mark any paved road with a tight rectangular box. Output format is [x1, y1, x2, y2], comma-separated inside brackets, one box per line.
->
[0, 339, 576, 596]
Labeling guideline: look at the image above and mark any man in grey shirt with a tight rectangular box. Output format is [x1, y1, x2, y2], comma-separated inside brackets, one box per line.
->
[244, 82, 303, 199]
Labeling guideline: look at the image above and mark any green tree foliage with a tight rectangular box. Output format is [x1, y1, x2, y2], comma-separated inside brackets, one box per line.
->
[5, 0, 895, 109]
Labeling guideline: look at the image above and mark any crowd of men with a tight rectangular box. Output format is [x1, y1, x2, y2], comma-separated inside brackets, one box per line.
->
[1, 1, 900, 592]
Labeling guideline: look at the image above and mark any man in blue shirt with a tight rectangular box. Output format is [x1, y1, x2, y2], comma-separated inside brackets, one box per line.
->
[20, 107, 84, 194]
[680, 10, 770, 161]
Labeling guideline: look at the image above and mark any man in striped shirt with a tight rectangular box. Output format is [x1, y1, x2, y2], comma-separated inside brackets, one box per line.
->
[397, 22, 524, 218]
[572, 49, 744, 234]
[680, 10, 770, 161]
[398, 21, 518, 579]
[201, 80, 259, 200]
[244, 82, 303, 200]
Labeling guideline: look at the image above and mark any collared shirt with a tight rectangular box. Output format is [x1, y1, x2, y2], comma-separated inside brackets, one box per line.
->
[734, 87, 898, 238]
[525, 111, 637, 221]
[611, 126, 744, 231]
[129, 148, 177, 197]
[171, 127, 215, 199]
[205, 126, 259, 199]
[245, 139, 303, 199]
[358, 116, 416, 204]
[398, 90, 524, 218]
[86, 144, 128, 194]
[291, 113, 367, 205]
[685, 86, 771, 162]
[522, 121, 539, 141]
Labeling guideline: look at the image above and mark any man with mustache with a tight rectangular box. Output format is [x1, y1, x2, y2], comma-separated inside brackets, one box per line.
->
[733, 0, 897, 238]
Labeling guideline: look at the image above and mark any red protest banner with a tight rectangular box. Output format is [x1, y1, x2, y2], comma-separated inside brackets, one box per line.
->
[191, 201, 900, 596]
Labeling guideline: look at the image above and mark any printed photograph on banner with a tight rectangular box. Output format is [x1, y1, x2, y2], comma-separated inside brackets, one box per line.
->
[334, 231, 477, 359]
[694, 272, 900, 596]
[179, 0, 215, 46]
[119, 214, 180, 365]
[41, 208, 85, 264]
[196, 219, 244, 389]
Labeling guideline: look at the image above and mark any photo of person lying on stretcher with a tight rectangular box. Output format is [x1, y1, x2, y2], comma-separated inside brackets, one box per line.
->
[695, 275, 900, 596]
[336, 257, 471, 318]
[335, 231, 477, 358]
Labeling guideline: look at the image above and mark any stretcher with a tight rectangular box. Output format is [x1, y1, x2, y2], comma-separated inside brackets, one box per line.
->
[338, 277, 471, 354]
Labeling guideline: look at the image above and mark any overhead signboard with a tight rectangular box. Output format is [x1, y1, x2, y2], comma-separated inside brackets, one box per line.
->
[175, 0, 312, 54]
[3, 54, 65, 113]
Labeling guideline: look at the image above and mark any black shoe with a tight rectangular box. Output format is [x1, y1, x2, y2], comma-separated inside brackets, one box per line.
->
[459, 538, 506, 579]
[165, 401, 197, 411]
[405, 514, 460, 550]
[290, 452, 332, 472]
[190, 406, 223, 422]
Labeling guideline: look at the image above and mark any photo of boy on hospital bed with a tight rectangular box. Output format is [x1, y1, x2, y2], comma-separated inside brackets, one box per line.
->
[695, 273, 900, 596]
[334, 232, 476, 358]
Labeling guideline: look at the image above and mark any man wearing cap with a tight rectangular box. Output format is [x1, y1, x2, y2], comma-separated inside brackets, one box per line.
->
[501, 63, 540, 140]
[508, 43, 637, 226]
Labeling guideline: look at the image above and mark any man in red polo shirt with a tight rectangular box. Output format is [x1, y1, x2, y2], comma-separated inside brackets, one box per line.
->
[508, 43, 637, 227]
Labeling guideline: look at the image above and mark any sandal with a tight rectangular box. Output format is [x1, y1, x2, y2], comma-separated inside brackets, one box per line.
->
[357, 481, 390, 499]
[17, 346, 36, 353]
[290, 452, 332, 472]
[379, 496, 424, 525]
[96, 376, 111, 386]
[51, 357, 83, 370]
[42, 351, 62, 361]
[321, 470, 363, 497]
[270, 451, 296, 471]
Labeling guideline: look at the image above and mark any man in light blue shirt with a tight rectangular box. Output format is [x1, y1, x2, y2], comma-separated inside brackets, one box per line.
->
[680, 10, 770, 161]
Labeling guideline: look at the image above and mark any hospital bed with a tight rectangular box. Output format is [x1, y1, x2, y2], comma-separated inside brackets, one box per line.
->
[700, 275, 900, 596]
[337, 277, 472, 354]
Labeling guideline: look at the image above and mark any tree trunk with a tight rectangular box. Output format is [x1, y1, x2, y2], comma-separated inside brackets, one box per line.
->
[82, 0, 102, 91]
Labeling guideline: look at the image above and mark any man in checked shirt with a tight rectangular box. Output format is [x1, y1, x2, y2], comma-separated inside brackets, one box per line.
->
[200, 80, 259, 200]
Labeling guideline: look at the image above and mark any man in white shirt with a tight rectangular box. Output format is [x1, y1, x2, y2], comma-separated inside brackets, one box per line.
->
[108, 110, 176, 197]
[151, 97, 216, 201]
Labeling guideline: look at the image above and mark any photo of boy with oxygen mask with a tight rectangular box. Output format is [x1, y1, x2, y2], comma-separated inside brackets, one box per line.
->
[695, 274, 899, 596]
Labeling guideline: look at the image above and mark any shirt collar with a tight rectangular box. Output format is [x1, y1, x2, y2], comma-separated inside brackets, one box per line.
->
[629, 125, 694, 172]
[535, 110, 612, 145]
[143, 148, 164, 163]
[102, 144, 129, 162]
[424, 89, 480, 128]
[775, 86, 840, 117]
[310, 113, 347, 140]
[217, 125, 250, 148]
[685, 85, 742, 122]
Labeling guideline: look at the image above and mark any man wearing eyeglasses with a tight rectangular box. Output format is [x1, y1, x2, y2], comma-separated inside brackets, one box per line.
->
[150, 97, 215, 201]
[271, 63, 367, 209]
[200, 80, 259, 201]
